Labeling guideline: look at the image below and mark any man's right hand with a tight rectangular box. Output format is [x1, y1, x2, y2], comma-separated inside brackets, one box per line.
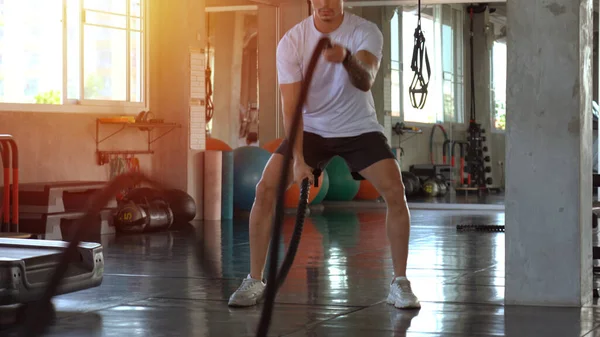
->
[293, 160, 314, 186]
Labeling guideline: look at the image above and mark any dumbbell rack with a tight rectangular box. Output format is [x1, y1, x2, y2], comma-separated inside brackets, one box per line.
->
[458, 4, 494, 196]
[456, 123, 500, 233]
[464, 121, 492, 190]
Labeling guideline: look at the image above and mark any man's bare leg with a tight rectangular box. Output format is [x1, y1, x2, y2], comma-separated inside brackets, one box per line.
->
[359, 158, 410, 277]
[229, 153, 293, 307]
[358, 158, 420, 309]
[249, 153, 293, 279]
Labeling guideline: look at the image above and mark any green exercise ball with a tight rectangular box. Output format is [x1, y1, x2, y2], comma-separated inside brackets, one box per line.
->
[324, 156, 360, 201]
[310, 169, 330, 205]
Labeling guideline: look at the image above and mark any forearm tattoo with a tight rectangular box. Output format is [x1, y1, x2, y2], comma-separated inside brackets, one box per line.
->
[343, 50, 375, 92]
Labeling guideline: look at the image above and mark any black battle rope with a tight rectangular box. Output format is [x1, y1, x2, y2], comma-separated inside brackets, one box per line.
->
[409, 0, 431, 110]
[255, 36, 332, 337]
[19, 172, 166, 337]
[273, 178, 310, 290]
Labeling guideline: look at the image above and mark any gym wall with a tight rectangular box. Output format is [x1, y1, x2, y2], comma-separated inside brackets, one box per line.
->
[0, 111, 150, 183]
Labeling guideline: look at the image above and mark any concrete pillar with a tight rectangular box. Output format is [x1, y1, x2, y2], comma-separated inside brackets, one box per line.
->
[280, 1, 310, 35]
[257, 6, 279, 145]
[211, 12, 236, 146]
[148, 0, 205, 217]
[359, 7, 391, 125]
[240, 35, 258, 113]
[276, 2, 310, 139]
[257, 2, 309, 145]
[593, 12, 598, 103]
[505, 0, 593, 306]
[229, 12, 245, 147]
[248, 40, 258, 104]
[148, 0, 194, 190]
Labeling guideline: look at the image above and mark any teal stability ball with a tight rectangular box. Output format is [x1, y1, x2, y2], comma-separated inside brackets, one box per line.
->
[324, 156, 359, 201]
[233, 146, 272, 211]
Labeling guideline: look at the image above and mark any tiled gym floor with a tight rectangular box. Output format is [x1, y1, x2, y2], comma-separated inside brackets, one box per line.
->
[2, 207, 600, 336]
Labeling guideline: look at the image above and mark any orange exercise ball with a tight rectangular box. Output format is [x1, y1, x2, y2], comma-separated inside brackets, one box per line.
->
[262, 138, 284, 153]
[284, 174, 323, 208]
[206, 137, 232, 151]
[354, 179, 380, 200]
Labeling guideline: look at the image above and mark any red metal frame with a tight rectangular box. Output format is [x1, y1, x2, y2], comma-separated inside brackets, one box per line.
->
[0, 134, 18, 233]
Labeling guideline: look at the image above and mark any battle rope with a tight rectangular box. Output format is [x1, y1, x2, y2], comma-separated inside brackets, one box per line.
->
[255, 36, 331, 337]
[273, 179, 310, 290]
[409, 0, 431, 110]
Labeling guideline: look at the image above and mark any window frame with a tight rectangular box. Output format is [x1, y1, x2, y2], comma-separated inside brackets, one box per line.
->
[0, 0, 149, 114]
[397, 4, 466, 127]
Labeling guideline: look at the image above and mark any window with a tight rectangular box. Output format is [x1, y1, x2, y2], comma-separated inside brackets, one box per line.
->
[395, 5, 464, 124]
[0, 0, 145, 111]
[491, 40, 506, 131]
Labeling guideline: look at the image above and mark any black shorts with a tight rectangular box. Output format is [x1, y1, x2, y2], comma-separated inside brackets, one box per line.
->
[274, 131, 396, 180]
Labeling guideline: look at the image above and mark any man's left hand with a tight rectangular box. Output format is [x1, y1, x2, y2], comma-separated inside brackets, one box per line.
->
[322, 43, 347, 63]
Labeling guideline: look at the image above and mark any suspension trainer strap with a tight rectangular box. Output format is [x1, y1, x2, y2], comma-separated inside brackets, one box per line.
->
[469, 6, 476, 122]
[466, 4, 490, 122]
[409, 0, 430, 110]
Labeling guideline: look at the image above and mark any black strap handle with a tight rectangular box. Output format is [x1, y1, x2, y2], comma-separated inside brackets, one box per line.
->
[409, 0, 431, 110]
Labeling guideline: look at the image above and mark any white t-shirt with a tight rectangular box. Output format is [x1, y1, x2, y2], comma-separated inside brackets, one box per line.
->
[276, 13, 385, 138]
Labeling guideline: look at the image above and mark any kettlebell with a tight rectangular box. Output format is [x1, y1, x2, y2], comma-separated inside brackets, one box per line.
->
[436, 178, 448, 196]
[423, 178, 439, 197]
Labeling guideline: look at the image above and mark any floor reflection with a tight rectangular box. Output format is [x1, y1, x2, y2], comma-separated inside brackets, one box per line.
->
[3, 208, 600, 336]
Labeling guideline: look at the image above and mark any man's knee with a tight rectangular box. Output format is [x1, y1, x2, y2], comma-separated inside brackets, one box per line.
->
[380, 180, 408, 209]
[254, 155, 287, 205]
[255, 178, 277, 203]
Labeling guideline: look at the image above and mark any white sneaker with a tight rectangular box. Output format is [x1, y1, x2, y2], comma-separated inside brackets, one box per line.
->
[228, 275, 266, 307]
[386, 276, 421, 309]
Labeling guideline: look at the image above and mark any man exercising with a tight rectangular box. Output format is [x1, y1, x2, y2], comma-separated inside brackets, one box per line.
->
[228, 0, 420, 310]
